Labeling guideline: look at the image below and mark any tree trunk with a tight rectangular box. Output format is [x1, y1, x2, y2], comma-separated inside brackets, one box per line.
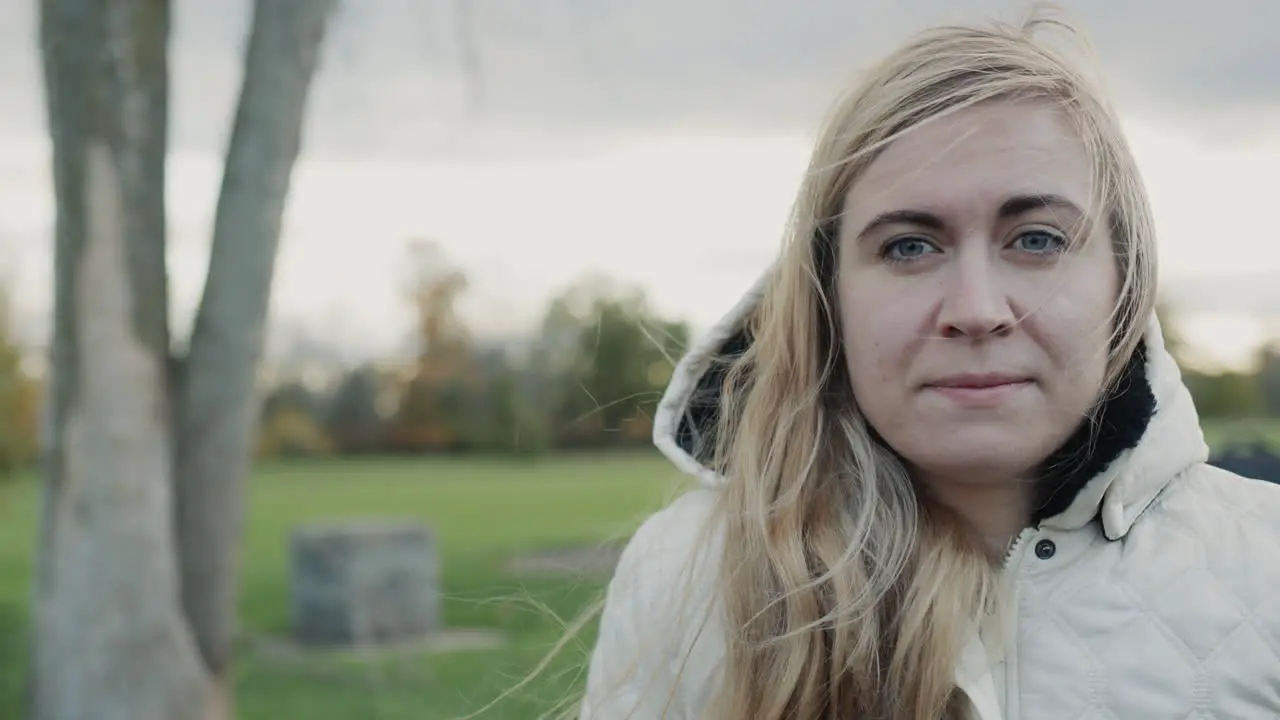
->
[31, 1, 213, 718]
[174, 0, 336, 708]
[32, 0, 335, 718]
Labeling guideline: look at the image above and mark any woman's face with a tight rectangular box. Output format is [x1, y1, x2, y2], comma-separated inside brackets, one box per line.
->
[836, 99, 1120, 487]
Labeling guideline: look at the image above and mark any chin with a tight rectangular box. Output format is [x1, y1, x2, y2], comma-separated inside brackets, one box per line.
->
[893, 426, 1053, 481]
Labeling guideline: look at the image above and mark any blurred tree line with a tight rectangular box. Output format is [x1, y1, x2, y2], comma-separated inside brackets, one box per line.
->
[1180, 352, 1280, 419]
[255, 241, 691, 459]
[1158, 304, 1280, 421]
[0, 288, 40, 477]
[8, 279, 1280, 470]
[241, 299, 1280, 457]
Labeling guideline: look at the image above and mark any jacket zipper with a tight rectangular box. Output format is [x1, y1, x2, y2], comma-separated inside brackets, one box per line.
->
[1000, 526, 1033, 570]
[996, 526, 1036, 720]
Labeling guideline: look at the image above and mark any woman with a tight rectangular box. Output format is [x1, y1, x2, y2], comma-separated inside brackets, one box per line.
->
[580, 7, 1280, 720]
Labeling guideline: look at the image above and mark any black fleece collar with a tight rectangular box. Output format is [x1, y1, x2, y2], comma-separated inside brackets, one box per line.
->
[1031, 342, 1156, 522]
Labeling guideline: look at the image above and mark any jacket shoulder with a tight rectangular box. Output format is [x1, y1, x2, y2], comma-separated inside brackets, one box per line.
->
[581, 487, 727, 719]
[1116, 465, 1280, 707]
[1140, 463, 1280, 606]
[1168, 462, 1280, 531]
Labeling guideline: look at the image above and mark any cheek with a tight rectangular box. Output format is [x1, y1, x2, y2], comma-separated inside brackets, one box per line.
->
[839, 290, 917, 388]
[1024, 269, 1118, 380]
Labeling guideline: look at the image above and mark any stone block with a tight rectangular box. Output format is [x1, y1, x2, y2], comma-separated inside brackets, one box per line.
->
[289, 521, 440, 647]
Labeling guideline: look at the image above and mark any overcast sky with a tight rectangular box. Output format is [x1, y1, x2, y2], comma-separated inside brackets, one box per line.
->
[1, 0, 1270, 155]
[1, 0, 1278, 369]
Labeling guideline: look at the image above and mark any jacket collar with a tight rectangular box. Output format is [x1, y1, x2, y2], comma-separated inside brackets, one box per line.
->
[652, 266, 1210, 540]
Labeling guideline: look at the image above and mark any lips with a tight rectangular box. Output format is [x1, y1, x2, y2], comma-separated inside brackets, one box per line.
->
[922, 374, 1033, 407]
[925, 373, 1033, 389]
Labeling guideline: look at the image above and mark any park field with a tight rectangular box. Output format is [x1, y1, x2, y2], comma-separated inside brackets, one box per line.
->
[0, 419, 1277, 719]
[0, 451, 693, 720]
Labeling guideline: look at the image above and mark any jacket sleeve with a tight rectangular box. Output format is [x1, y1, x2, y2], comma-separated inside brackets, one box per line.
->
[579, 488, 723, 719]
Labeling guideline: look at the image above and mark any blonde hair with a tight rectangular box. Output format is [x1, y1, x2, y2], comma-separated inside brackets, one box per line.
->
[482, 5, 1159, 720]
[704, 5, 1156, 720]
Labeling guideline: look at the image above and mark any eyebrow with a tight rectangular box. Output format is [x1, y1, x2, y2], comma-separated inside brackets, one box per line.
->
[853, 193, 1086, 242]
[998, 193, 1084, 219]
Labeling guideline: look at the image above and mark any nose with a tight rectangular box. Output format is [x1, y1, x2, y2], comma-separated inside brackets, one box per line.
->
[935, 252, 1015, 339]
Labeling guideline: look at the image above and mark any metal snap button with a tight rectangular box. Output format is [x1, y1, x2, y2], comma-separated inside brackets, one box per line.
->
[1034, 539, 1057, 560]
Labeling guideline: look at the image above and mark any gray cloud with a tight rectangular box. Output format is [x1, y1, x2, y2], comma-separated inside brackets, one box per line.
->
[2, 0, 1276, 159]
[305, 0, 1280, 156]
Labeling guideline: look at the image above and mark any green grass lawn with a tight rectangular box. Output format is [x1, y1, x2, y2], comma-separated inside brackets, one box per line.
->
[1, 420, 1275, 719]
[0, 451, 693, 720]
[1200, 417, 1280, 452]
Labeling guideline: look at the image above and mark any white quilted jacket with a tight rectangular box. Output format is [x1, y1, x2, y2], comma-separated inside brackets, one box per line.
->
[581, 272, 1280, 719]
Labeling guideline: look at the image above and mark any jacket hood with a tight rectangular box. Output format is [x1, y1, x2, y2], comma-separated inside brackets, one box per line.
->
[652, 266, 1211, 540]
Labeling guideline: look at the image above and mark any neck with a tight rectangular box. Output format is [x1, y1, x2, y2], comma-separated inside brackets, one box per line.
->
[917, 473, 1033, 558]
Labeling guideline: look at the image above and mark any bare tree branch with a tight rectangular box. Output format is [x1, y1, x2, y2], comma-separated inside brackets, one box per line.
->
[453, 0, 484, 116]
[174, 0, 337, 688]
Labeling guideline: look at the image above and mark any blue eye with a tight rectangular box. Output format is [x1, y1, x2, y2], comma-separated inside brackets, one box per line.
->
[882, 236, 940, 263]
[1013, 230, 1067, 254]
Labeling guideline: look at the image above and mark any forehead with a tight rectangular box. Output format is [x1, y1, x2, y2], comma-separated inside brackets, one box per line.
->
[842, 100, 1093, 222]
